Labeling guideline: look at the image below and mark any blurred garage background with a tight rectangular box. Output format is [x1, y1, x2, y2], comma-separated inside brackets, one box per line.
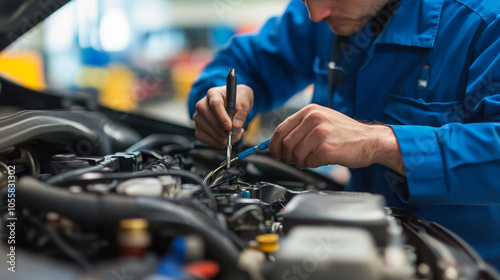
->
[0, 0, 287, 125]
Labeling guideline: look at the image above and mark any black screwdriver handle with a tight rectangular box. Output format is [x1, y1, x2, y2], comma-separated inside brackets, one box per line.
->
[226, 69, 237, 121]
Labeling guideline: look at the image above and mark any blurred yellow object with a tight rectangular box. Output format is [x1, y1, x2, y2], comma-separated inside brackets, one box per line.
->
[0, 50, 46, 91]
[171, 62, 205, 101]
[243, 114, 262, 145]
[99, 64, 138, 112]
[119, 218, 149, 230]
[249, 233, 280, 253]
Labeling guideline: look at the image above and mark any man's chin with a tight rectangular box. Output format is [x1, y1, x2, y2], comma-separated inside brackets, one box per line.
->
[329, 25, 362, 36]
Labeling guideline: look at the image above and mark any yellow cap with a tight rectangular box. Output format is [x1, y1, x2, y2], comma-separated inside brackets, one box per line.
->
[119, 219, 149, 230]
[250, 233, 280, 253]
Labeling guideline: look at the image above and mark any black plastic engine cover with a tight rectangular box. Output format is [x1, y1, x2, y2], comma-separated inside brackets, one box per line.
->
[278, 191, 389, 246]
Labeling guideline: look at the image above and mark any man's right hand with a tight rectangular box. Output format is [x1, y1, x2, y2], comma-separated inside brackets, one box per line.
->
[193, 84, 254, 149]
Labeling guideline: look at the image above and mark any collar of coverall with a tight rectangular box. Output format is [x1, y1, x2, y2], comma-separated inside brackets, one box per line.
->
[368, 0, 401, 38]
[371, 0, 443, 48]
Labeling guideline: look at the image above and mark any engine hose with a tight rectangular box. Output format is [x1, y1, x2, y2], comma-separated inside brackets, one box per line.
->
[15, 177, 241, 267]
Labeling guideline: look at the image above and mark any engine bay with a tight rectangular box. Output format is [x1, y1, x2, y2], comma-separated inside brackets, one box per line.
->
[1, 109, 498, 280]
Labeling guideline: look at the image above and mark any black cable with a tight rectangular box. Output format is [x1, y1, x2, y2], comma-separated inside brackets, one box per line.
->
[45, 164, 108, 185]
[209, 167, 245, 189]
[46, 170, 216, 211]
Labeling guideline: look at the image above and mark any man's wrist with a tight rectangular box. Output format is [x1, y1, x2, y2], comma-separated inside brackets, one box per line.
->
[370, 125, 406, 176]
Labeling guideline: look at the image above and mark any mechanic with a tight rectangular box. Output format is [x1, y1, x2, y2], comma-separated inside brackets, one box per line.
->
[188, 0, 500, 270]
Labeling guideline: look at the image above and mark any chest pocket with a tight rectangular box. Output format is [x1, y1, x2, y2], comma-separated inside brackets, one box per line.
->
[383, 95, 464, 127]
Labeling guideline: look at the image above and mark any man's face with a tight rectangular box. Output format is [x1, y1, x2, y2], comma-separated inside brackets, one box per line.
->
[301, 0, 392, 36]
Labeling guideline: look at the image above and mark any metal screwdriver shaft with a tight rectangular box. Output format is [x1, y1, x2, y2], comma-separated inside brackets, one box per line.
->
[226, 69, 237, 169]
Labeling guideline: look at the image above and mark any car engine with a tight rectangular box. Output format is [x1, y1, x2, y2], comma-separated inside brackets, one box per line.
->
[0, 109, 498, 280]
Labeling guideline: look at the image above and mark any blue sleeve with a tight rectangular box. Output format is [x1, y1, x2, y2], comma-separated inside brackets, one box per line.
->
[390, 15, 500, 205]
[188, 0, 317, 122]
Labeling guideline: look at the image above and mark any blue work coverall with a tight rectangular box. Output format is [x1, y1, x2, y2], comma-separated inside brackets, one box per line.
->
[188, 0, 500, 270]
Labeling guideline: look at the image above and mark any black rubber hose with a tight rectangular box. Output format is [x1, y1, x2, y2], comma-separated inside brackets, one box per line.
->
[17, 177, 138, 224]
[16, 177, 240, 267]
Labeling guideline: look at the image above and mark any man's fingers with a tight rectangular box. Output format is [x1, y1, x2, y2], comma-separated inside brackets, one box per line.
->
[286, 110, 326, 164]
[207, 88, 232, 131]
[195, 125, 227, 149]
[280, 113, 320, 164]
[270, 109, 306, 160]
[294, 127, 327, 168]
[193, 85, 254, 149]
[193, 104, 227, 138]
[231, 128, 245, 144]
[283, 132, 309, 165]
[232, 85, 254, 129]
[232, 111, 247, 129]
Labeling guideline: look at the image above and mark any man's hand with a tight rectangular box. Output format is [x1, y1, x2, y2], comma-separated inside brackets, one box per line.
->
[193, 85, 254, 149]
[269, 104, 406, 175]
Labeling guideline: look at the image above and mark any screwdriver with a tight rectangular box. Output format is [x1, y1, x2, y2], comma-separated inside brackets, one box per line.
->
[226, 69, 237, 169]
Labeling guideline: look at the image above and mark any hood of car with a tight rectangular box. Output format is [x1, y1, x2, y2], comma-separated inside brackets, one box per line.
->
[0, 0, 71, 51]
